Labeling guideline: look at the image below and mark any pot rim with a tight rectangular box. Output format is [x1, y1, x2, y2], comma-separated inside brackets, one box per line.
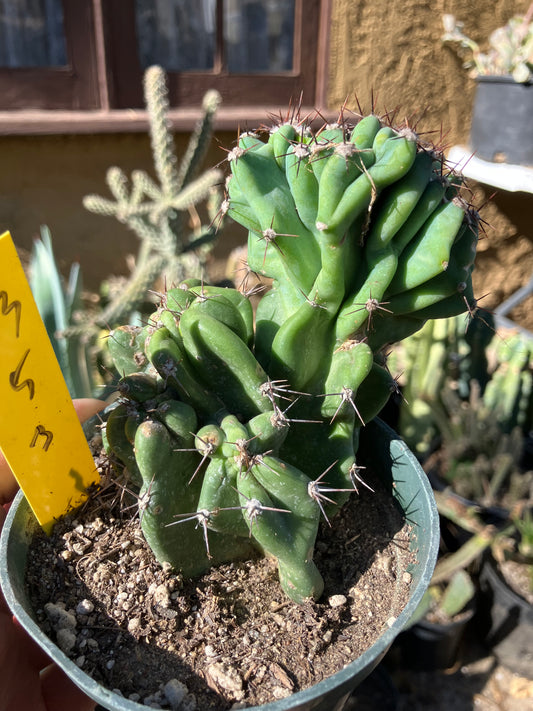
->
[475, 74, 532, 87]
[482, 550, 533, 612]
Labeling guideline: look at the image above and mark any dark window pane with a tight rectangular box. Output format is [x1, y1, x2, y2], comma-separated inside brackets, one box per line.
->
[225, 0, 294, 73]
[0, 0, 66, 67]
[135, 0, 215, 71]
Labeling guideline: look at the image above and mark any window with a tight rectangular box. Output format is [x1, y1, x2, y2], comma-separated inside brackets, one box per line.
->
[134, 0, 295, 74]
[0, 0, 99, 110]
[0, 0, 330, 127]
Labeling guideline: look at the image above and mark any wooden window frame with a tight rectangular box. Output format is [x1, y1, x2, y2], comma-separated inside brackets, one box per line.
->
[0, 0, 332, 134]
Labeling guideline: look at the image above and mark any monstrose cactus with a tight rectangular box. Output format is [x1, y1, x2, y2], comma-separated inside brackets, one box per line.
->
[103, 108, 480, 603]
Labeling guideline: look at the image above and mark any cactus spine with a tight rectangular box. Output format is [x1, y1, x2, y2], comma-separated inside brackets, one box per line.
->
[104, 108, 481, 603]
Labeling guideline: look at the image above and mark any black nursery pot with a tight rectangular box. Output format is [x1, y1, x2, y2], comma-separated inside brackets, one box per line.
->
[469, 76, 533, 166]
[388, 601, 476, 672]
[478, 552, 533, 679]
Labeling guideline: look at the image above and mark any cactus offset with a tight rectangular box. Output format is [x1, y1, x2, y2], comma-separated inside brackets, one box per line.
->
[104, 109, 481, 603]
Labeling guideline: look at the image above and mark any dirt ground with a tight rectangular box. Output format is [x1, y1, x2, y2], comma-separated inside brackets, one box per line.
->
[346, 634, 533, 711]
[468, 187, 533, 334]
[392, 660, 533, 711]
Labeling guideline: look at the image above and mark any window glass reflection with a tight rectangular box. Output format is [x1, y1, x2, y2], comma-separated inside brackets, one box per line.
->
[225, 0, 295, 73]
[0, 0, 66, 67]
[135, 0, 216, 71]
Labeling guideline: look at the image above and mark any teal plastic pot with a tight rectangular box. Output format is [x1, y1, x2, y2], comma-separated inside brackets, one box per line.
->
[0, 418, 439, 711]
[390, 599, 476, 672]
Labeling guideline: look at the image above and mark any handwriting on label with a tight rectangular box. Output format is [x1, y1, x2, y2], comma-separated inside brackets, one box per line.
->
[0, 231, 98, 533]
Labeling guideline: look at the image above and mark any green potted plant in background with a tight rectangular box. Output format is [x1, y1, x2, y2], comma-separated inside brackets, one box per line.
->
[395, 487, 533, 675]
[479, 504, 533, 679]
[1, 103, 483, 710]
[390, 518, 479, 671]
[388, 310, 533, 677]
[428, 486, 533, 679]
[442, 3, 533, 165]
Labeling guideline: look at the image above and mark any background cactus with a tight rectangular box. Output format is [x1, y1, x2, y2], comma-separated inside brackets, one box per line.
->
[389, 308, 532, 507]
[388, 311, 497, 455]
[82, 67, 224, 320]
[442, 3, 533, 83]
[103, 107, 481, 603]
[30, 67, 224, 398]
[29, 226, 89, 398]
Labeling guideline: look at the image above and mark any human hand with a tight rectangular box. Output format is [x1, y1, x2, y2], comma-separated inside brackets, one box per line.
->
[0, 398, 105, 711]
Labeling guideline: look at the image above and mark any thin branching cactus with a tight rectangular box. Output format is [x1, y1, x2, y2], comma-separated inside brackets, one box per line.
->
[31, 68, 224, 397]
[103, 105, 481, 603]
[80, 66, 223, 334]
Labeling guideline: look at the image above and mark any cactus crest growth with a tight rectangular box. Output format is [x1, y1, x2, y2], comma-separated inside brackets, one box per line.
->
[104, 106, 481, 603]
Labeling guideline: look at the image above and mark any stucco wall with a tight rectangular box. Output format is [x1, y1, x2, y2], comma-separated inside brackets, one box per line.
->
[327, 0, 531, 145]
[1, 0, 531, 327]
[0, 131, 250, 290]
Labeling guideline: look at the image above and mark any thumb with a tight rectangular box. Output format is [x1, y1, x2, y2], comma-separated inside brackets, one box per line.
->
[72, 398, 107, 424]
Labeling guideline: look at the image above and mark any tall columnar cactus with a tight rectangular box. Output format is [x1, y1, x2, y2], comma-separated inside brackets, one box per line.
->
[388, 312, 495, 454]
[104, 109, 480, 603]
[389, 307, 532, 457]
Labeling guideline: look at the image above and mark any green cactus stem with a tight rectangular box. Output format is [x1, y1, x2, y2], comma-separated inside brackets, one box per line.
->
[104, 107, 481, 603]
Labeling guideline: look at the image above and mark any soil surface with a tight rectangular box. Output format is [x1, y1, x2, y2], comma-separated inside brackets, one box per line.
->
[25, 451, 415, 710]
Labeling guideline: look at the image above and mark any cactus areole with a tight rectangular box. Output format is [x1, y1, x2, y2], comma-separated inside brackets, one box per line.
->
[104, 110, 480, 604]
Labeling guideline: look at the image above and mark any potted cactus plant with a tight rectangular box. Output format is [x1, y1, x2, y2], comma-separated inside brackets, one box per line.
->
[389, 306, 533, 677]
[391, 565, 477, 672]
[1, 106, 482, 710]
[429, 489, 533, 679]
[442, 4, 533, 165]
[478, 507, 533, 680]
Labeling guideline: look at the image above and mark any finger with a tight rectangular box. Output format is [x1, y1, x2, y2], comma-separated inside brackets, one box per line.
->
[0, 666, 47, 711]
[41, 664, 96, 711]
[72, 399, 106, 424]
[0, 613, 48, 710]
[0, 451, 18, 506]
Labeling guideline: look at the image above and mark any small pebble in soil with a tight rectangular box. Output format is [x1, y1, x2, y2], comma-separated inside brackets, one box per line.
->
[76, 599, 95, 615]
[328, 594, 347, 608]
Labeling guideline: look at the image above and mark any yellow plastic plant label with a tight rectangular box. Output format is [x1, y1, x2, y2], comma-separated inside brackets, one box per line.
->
[0, 231, 98, 532]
